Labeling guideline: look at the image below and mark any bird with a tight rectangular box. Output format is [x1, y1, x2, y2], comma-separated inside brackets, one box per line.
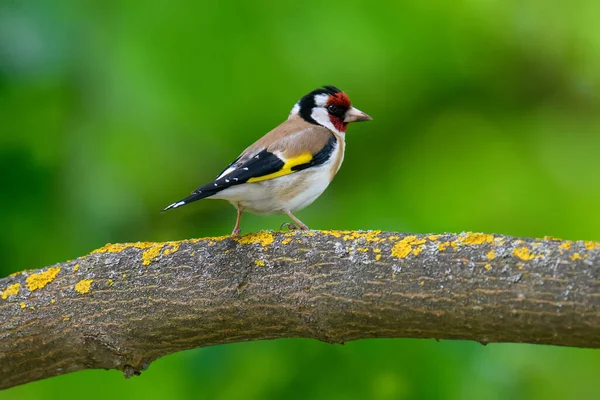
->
[163, 85, 372, 235]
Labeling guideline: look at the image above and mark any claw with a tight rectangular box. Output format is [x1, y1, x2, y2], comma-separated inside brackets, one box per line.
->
[280, 222, 299, 231]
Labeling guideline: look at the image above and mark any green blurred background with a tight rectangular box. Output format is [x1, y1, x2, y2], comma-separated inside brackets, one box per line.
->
[2, 0, 600, 398]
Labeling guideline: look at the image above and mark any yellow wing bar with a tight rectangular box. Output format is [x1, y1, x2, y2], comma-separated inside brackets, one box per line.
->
[247, 153, 312, 183]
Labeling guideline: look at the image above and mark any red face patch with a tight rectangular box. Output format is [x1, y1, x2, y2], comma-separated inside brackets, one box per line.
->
[326, 92, 352, 132]
[327, 92, 351, 109]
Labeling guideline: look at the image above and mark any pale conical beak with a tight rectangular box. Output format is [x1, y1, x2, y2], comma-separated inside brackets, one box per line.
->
[344, 106, 373, 123]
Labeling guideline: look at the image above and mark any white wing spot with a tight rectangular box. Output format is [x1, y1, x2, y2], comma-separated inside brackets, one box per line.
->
[216, 166, 237, 180]
[243, 167, 249, 171]
[254, 155, 260, 159]
[225, 179, 230, 183]
[172, 201, 186, 208]
[233, 178, 239, 181]
[214, 183, 218, 186]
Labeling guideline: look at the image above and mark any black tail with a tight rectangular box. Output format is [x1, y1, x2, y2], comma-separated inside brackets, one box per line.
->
[162, 189, 215, 212]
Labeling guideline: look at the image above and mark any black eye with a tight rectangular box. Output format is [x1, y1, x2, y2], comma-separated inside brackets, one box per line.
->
[328, 104, 347, 118]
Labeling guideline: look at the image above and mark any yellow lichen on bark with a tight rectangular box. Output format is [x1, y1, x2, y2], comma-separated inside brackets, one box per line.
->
[513, 247, 535, 261]
[163, 242, 181, 256]
[543, 236, 562, 241]
[319, 230, 387, 243]
[392, 236, 427, 258]
[26, 267, 61, 292]
[91, 240, 186, 266]
[342, 231, 385, 243]
[486, 250, 496, 260]
[192, 235, 229, 242]
[584, 241, 600, 250]
[235, 232, 274, 248]
[142, 245, 164, 266]
[75, 279, 93, 294]
[319, 230, 344, 238]
[459, 232, 495, 245]
[412, 245, 425, 256]
[374, 248, 382, 260]
[558, 242, 572, 250]
[1, 283, 20, 300]
[91, 242, 155, 254]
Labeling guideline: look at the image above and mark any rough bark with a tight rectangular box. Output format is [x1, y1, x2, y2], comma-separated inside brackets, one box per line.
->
[1, 230, 599, 390]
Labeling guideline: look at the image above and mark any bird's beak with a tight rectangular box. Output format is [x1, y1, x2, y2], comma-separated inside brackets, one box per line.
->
[344, 106, 373, 123]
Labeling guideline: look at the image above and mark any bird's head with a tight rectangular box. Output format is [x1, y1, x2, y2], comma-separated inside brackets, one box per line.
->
[289, 86, 372, 134]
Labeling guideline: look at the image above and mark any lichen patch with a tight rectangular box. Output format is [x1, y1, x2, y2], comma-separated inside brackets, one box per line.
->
[163, 242, 181, 256]
[458, 232, 495, 245]
[412, 245, 424, 256]
[558, 242, 572, 250]
[513, 247, 535, 261]
[91, 241, 179, 266]
[75, 279, 93, 294]
[142, 244, 164, 266]
[1, 283, 20, 300]
[392, 236, 427, 258]
[543, 236, 562, 241]
[583, 241, 600, 250]
[438, 241, 450, 251]
[319, 230, 344, 238]
[343, 231, 385, 243]
[26, 267, 61, 292]
[319, 230, 386, 243]
[91, 242, 154, 254]
[235, 231, 274, 248]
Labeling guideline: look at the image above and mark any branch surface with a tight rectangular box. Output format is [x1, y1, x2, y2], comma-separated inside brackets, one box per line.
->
[1, 230, 599, 389]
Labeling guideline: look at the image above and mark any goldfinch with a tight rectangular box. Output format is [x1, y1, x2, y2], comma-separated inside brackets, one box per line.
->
[163, 86, 372, 235]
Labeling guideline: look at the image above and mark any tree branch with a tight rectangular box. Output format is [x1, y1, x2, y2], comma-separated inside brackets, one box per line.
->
[1, 230, 599, 389]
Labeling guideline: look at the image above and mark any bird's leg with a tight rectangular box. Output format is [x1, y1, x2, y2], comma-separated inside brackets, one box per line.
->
[231, 206, 243, 236]
[283, 210, 309, 230]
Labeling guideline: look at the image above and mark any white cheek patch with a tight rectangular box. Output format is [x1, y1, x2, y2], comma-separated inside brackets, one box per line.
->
[288, 102, 300, 119]
[313, 94, 329, 107]
[311, 107, 339, 134]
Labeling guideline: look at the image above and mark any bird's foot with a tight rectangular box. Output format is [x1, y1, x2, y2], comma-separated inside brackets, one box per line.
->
[280, 222, 299, 231]
[280, 222, 309, 231]
[231, 227, 241, 236]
